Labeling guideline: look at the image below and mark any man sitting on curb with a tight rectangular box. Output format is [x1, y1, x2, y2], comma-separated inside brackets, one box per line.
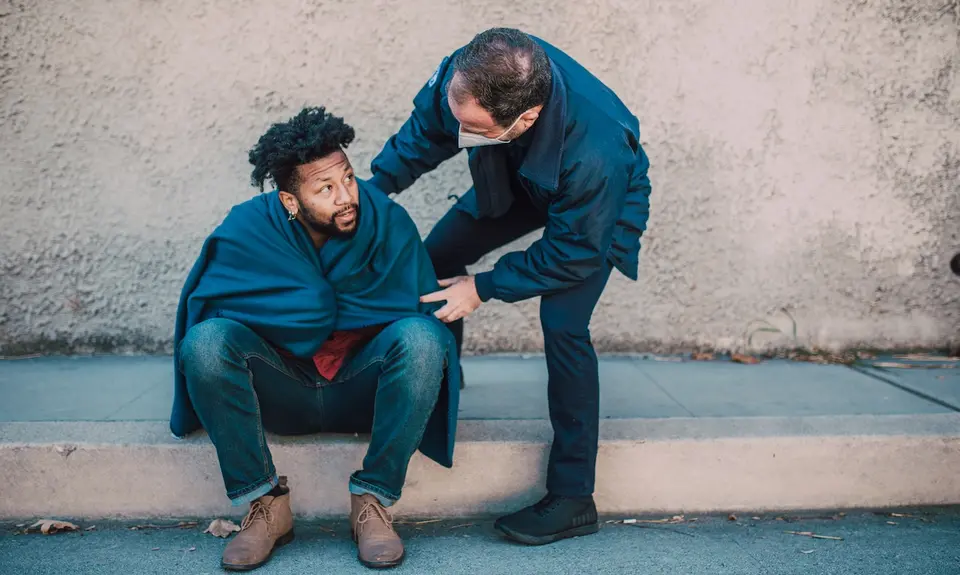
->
[170, 107, 461, 571]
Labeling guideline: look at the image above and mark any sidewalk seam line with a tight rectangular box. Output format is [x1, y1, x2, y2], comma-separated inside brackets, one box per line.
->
[629, 358, 697, 417]
[102, 384, 158, 420]
[847, 365, 960, 413]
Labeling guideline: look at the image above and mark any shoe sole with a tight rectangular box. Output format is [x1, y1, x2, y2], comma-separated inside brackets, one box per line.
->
[221, 529, 295, 571]
[494, 522, 599, 546]
[358, 550, 405, 570]
[351, 529, 406, 569]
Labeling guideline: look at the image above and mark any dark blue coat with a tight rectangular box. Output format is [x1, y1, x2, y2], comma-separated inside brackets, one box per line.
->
[370, 37, 651, 302]
[170, 184, 460, 468]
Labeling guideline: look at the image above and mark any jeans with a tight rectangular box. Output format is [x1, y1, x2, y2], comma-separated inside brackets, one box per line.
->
[177, 315, 446, 507]
[424, 192, 612, 497]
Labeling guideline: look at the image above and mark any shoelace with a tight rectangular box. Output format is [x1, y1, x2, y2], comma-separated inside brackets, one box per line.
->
[356, 500, 394, 537]
[534, 495, 564, 516]
[240, 500, 274, 532]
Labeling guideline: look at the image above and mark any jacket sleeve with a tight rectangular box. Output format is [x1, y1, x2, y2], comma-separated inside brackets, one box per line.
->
[474, 151, 629, 303]
[369, 55, 461, 195]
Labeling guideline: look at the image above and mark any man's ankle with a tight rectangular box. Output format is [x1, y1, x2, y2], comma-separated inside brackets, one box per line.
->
[264, 484, 286, 498]
[260, 476, 289, 500]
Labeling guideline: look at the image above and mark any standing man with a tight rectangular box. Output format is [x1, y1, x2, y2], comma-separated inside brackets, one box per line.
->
[369, 28, 652, 545]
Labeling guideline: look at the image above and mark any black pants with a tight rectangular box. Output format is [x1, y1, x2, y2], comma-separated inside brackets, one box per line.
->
[424, 193, 612, 497]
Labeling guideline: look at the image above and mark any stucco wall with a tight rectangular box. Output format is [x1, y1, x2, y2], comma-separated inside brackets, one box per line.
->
[1, 0, 958, 355]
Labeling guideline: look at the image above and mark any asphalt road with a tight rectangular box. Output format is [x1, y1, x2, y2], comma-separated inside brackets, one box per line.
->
[3, 509, 959, 574]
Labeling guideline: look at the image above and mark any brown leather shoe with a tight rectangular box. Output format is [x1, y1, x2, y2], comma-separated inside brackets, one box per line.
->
[350, 493, 405, 569]
[221, 476, 295, 571]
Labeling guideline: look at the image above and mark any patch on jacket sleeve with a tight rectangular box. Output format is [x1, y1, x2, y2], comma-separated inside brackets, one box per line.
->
[428, 57, 447, 88]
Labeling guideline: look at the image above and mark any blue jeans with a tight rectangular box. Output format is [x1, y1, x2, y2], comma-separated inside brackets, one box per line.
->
[177, 316, 446, 507]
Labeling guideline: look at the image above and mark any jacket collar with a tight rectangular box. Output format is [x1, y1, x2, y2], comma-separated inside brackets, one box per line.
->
[518, 59, 566, 191]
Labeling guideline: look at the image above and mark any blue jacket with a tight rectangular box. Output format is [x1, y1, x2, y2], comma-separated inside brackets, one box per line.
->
[170, 183, 461, 468]
[370, 37, 652, 302]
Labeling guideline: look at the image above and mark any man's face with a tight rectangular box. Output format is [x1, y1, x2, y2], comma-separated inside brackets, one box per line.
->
[283, 150, 360, 240]
[447, 73, 539, 142]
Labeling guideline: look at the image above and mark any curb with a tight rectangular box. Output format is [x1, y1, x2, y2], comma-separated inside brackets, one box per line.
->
[3, 416, 960, 519]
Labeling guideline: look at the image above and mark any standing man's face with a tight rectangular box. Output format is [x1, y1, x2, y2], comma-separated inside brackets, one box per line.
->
[447, 73, 542, 143]
[279, 150, 360, 244]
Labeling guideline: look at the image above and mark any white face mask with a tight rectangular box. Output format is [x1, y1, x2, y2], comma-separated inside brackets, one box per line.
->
[457, 111, 529, 148]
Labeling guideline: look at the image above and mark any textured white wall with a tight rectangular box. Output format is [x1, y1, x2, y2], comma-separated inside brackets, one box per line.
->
[1, 0, 958, 355]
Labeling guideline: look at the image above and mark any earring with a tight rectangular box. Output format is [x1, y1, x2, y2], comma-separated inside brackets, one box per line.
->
[287, 210, 297, 222]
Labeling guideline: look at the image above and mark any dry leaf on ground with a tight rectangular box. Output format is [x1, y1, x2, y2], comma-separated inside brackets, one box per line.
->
[788, 350, 857, 365]
[204, 519, 241, 538]
[28, 519, 79, 535]
[732, 353, 761, 365]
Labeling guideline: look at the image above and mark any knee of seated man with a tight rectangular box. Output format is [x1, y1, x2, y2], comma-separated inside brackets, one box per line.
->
[387, 317, 447, 393]
[179, 318, 247, 384]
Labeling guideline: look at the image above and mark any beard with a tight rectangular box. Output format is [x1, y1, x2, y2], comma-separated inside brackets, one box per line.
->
[300, 202, 359, 239]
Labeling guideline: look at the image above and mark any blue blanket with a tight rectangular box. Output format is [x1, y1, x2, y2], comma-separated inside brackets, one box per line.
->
[170, 181, 460, 468]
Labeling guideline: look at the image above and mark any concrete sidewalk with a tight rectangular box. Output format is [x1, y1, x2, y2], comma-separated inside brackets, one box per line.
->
[2, 355, 959, 518]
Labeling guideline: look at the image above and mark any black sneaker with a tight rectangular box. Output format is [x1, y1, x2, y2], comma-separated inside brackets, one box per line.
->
[494, 494, 599, 545]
